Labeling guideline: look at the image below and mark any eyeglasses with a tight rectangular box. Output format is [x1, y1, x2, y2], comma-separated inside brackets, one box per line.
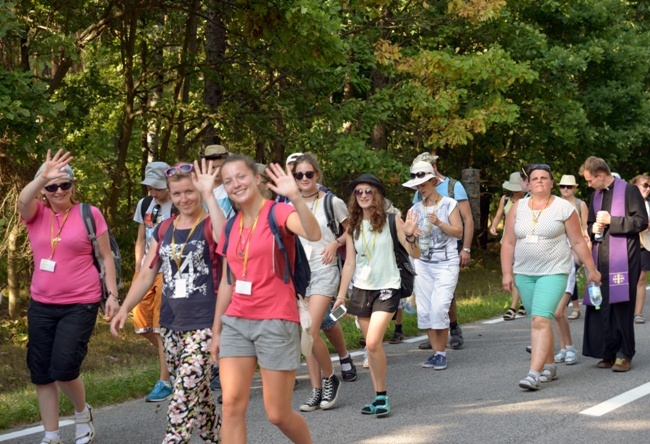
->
[354, 188, 374, 196]
[293, 171, 315, 180]
[410, 171, 430, 179]
[44, 182, 73, 193]
[642, 183, 650, 189]
[164, 164, 194, 177]
[559, 185, 575, 190]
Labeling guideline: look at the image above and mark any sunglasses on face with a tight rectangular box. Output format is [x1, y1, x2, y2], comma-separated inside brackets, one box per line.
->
[641, 183, 650, 189]
[44, 182, 73, 193]
[164, 164, 194, 177]
[410, 171, 430, 179]
[293, 171, 315, 180]
[354, 188, 374, 196]
[559, 185, 574, 190]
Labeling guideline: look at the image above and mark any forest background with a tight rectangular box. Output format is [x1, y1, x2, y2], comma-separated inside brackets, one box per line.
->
[2, 0, 650, 317]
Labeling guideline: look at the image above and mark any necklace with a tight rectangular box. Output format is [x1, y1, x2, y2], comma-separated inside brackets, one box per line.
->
[529, 195, 552, 233]
[301, 190, 319, 199]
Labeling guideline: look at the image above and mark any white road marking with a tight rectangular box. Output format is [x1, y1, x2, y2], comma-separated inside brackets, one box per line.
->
[483, 318, 505, 324]
[580, 382, 650, 417]
[0, 420, 74, 441]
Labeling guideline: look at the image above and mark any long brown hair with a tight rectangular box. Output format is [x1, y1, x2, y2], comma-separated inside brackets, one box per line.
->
[346, 184, 387, 240]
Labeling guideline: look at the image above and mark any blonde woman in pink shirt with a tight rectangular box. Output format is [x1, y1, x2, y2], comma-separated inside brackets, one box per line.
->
[18, 149, 119, 444]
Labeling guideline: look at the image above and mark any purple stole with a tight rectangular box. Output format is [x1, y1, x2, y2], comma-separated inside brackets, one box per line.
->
[584, 177, 630, 305]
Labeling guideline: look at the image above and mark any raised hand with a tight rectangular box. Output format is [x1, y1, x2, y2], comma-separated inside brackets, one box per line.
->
[265, 162, 300, 201]
[192, 158, 219, 195]
[39, 149, 73, 182]
[403, 210, 419, 236]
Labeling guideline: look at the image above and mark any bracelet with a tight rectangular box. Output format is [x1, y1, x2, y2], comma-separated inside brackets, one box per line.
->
[335, 238, 342, 247]
[405, 234, 416, 241]
[336, 296, 346, 301]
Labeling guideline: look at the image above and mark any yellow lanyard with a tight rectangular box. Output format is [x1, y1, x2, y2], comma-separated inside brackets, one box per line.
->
[239, 199, 266, 278]
[49, 205, 72, 259]
[529, 195, 552, 234]
[360, 221, 377, 260]
[170, 212, 204, 271]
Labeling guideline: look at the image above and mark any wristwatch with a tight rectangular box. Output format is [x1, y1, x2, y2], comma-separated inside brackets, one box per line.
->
[462, 248, 471, 253]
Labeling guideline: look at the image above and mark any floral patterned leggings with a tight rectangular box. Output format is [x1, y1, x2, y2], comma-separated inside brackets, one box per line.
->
[162, 327, 221, 443]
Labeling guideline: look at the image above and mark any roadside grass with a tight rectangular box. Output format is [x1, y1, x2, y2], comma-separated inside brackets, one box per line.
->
[0, 250, 510, 431]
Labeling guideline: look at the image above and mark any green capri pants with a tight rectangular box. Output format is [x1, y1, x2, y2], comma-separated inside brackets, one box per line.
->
[514, 274, 569, 320]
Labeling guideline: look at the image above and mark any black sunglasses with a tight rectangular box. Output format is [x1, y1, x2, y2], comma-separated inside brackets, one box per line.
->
[44, 182, 73, 193]
[354, 188, 374, 196]
[410, 171, 430, 179]
[164, 164, 194, 177]
[559, 185, 574, 189]
[642, 183, 650, 189]
[293, 171, 315, 180]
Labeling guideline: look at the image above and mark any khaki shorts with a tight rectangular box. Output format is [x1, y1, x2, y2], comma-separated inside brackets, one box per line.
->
[132, 272, 163, 334]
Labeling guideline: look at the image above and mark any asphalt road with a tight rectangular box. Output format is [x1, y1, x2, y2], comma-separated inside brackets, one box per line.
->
[3, 292, 650, 444]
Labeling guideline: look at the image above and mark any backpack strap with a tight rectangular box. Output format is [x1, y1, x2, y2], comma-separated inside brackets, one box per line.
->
[140, 195, 154, 222]
[448, 178, 457, 200]
[324, 193, 340, 237]
[388, 213, 400, 255]
[222, 215, 238, 285]
[81, 203, 102, 273]
[268, 203, 292, 285]
[149, 216, 176, 269]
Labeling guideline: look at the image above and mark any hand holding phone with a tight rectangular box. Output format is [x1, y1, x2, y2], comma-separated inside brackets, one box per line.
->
[329, 304, 347, 322]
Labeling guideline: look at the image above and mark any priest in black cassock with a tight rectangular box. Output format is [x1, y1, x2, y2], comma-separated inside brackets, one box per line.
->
[579, 157, 648, 372]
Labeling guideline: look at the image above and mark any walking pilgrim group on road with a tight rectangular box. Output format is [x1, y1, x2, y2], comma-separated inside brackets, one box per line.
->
[18, 147, 649, 443]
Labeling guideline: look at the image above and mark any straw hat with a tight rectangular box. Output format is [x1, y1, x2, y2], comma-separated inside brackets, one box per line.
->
[502, 172, 523, 192]
[558, 175, 577, 187]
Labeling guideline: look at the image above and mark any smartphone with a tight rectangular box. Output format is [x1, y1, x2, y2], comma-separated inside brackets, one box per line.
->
[329, 305, 347, 322]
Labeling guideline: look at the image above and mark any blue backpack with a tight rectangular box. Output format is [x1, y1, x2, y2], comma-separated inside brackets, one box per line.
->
[222, 203, 310, 298]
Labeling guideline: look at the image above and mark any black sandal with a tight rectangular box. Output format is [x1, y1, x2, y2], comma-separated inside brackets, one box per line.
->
[503, 308, 517, 320]
[517, 305, 526, 316]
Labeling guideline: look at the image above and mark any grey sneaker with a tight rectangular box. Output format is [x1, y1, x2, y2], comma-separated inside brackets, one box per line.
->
[300, 387, 322, 412]
[518, 373, 541, 391]
[418, 340, 432, 350]
[449, 326, 464, 350]
[540, 366, 558, 382]
[320, 374, 341, 410]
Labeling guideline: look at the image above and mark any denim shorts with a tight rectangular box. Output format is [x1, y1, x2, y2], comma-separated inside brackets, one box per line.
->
[219, 315, 300, 371]
[306, 266, 340, 297]
[27, 300, 99, 384]
[347, 287, 400, 318]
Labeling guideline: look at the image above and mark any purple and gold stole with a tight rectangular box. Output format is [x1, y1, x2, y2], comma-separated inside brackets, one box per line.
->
[584, 177, 630, 305]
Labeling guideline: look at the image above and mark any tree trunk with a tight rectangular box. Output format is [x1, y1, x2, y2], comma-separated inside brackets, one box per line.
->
[203, 0, 226, 146]
[370, 68, 388, 151]
[176, 0, 200, 160]
[7, 220, 20, 318]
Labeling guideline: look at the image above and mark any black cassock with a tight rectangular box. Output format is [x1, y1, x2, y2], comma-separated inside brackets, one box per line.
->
[582, 181, 647, 360]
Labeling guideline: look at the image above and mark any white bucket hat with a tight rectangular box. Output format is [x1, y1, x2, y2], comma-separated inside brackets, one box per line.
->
[502, 172, 523, 192]
[558, 175, 577, 187]
[403, 161, 437, 189]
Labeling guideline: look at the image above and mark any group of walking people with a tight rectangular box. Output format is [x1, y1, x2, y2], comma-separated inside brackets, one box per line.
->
[18, 147, 648, 443]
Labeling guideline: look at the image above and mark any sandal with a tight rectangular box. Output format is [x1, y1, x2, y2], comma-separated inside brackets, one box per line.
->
[503, 308, 516, 321]
[517, 305, 526, 316]
[634, 313, 645, 324]
[373, 395, 391, 417]
[75, 404, 96, 444]
[361, 403, 376, 415]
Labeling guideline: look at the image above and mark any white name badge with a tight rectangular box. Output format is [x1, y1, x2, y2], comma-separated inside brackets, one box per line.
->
[357, 265, 371, 281]
[173, 278, 187, 299]
[40, 259, 56, 272]
[525, 234, 539, 244]
[302, 243, 313, 261]
[235, 280, 252, 295]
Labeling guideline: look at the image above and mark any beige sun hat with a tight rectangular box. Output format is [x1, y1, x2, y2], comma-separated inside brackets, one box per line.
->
[403, 161, 437, 189]
[558, 175, 578, 187]
[502, 172, 523, 192]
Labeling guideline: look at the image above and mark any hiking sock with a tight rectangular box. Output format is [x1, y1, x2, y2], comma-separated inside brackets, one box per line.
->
[528, 370, 541, 380]
[450, 321, 458, 330]
[75, 406, 92, 444]
[44, 431, 61, 442]
[340, 353, 352, 372]
[395, 324, 403, 333]
[436, 351, 447, 358]
[374, 391, 388, 406]
[566, 345, 576, 352]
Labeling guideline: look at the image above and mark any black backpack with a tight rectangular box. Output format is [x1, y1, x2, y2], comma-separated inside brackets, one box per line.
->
[140, 195, 179, 222]
[81, 204, 123, 313]
[388, 213, 416, 299]
[222, 202, 311, 298]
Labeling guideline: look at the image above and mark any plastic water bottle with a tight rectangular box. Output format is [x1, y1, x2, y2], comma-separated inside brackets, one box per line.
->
[403, 296, 416, 314]
[588, 282, 602, 310]
[594, 232, 603, 243]
[419, 219, 432, 258]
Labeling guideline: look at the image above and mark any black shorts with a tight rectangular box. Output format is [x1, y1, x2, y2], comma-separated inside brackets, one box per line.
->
[347, 287, 400, 318]
[27, 300, 99, 385]
[641, 248, 650, 272]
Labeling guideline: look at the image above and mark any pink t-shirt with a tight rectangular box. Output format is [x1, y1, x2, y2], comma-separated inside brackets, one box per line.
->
[23, 201, 106, 304]
[217, 201, 299, 323]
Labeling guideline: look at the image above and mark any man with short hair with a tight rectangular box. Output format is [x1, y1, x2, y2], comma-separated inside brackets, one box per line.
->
[133, 161, 175, 401]
[412, 153, 474, 350]
[202, 144, 235, 219]
[580, 156, 647, 372]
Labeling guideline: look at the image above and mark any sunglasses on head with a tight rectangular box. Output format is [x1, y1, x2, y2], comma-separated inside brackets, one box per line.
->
[164, 164, 194, 177]
[526, 164, 551, 175]
[293, 171, 315, 180]
[354, 188, 374, 196]
[410, 171, 430, 179]
[44, 182, 73, 193]
[559, 185, 574, 190]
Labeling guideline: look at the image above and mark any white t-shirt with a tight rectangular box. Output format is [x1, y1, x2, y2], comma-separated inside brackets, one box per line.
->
[410, 197, 459, 263]
[133, 198, 174, 268]
[297, 194, 348, 272]
[513, 196, 575, 276]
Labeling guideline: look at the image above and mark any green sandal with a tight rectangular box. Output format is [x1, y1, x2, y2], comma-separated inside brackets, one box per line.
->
[361, 403, 376, 415]
[374, 395, 391, 417]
